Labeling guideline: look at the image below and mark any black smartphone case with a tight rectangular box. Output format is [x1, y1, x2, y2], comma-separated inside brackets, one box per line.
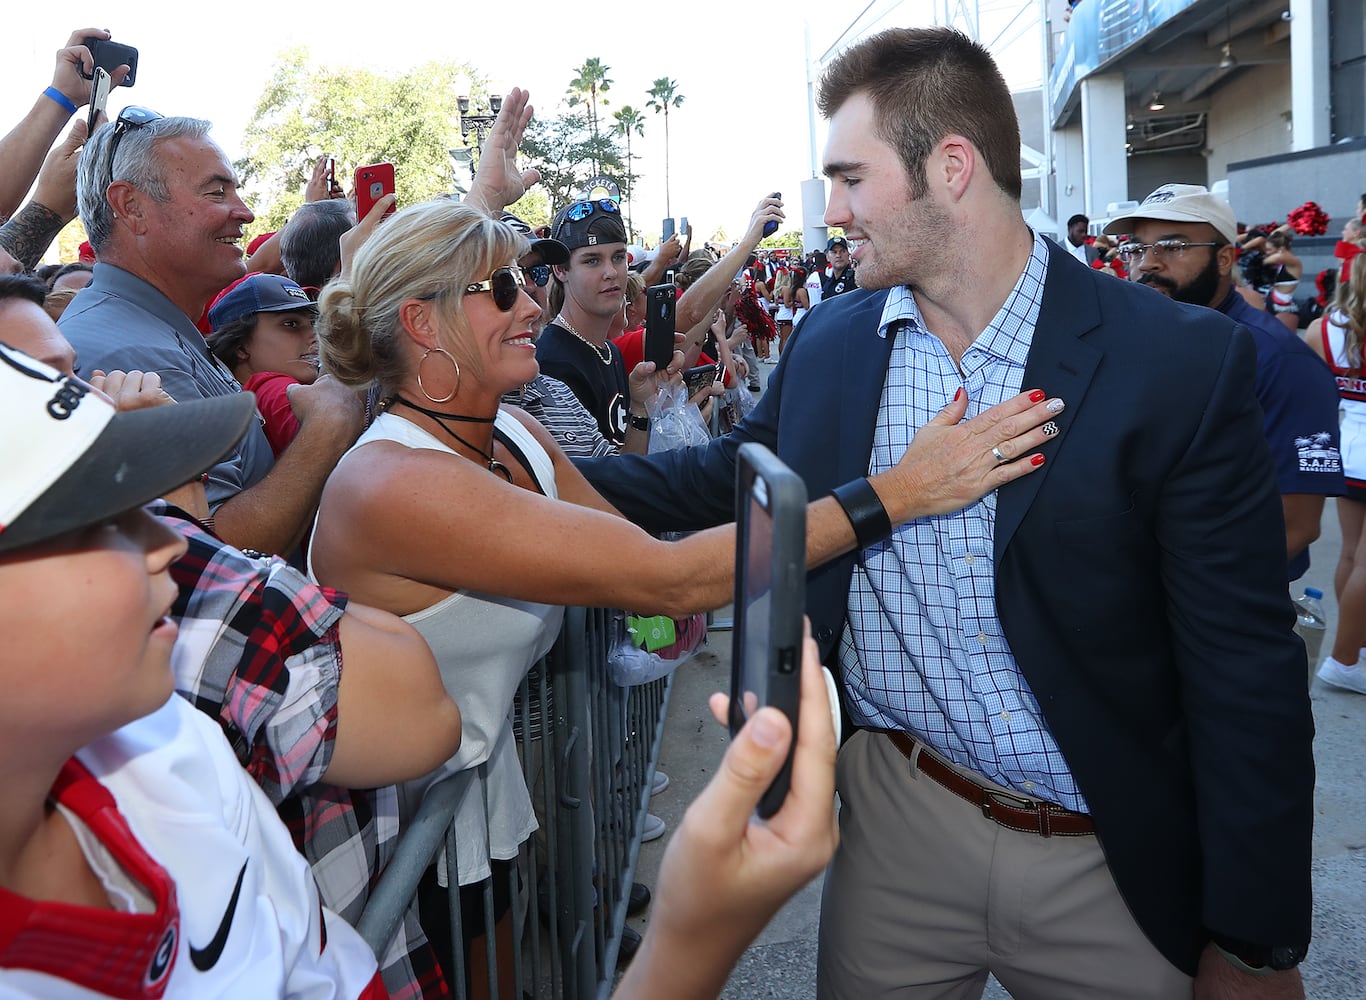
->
[81, 38, 139, 87]
[730, 443, 807, 818]
[643, 284, 676, 369]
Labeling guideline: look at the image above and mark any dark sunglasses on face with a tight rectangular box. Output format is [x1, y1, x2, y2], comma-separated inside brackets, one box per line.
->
[108, 106, 164, 179]
[521, 264, 551, 288]
[466, 266, 529, 311]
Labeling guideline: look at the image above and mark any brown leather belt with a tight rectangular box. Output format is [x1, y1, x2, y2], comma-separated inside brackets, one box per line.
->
[883, 731, 1095, 838]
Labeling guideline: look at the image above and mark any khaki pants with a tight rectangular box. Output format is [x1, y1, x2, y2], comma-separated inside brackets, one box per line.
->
[816, 731, 1193, 1000]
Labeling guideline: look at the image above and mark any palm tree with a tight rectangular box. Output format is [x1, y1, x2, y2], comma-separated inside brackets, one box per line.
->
[646, 78, 685, 219]
[567, 58, 613, 173]
[613, 105, 646, 241]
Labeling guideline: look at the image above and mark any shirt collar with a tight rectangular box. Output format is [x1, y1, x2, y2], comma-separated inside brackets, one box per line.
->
[877, 230, 1052, 367]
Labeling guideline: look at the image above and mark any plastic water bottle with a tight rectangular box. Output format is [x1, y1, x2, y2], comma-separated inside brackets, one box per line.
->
[1293, 587, 1327, 688]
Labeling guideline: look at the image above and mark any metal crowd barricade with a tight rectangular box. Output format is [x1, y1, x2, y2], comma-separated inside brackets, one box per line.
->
[356, 606, 673, 1000]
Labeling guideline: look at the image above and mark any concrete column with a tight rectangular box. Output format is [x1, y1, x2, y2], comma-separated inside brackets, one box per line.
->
[1290, 0, 1331, 150]
[1052, 125, 1087, 226]
[1080, 74, 1129, 219]
[800, 177, 829, 255]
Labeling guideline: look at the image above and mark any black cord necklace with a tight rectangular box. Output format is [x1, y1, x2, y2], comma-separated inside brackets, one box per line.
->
[391, 395, 513, 482]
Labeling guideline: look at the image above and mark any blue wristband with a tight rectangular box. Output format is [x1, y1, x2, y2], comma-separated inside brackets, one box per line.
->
[42, 87, 78, 115]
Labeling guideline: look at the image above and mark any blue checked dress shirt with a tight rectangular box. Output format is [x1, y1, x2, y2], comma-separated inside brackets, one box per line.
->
[839, 232, 1088, 812]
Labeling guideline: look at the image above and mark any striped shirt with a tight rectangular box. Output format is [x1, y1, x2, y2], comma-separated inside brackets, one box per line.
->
[839, 232, 1087, 812]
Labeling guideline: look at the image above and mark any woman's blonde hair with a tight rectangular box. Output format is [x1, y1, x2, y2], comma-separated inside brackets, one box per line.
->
[1335, 254, 1366, 368]
[317, 198, 526, 394]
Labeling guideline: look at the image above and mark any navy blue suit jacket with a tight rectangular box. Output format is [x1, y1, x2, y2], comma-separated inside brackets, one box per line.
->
[578, 241, 1314, 973]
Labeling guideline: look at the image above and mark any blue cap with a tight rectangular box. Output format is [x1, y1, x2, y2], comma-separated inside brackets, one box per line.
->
[208, 274, 316, 331]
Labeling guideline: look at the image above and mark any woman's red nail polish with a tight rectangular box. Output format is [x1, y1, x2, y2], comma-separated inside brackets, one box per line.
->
[954, 387, 964, 402]
[1030, 454, 1045, 467]
[1029, 389, 1046, 403]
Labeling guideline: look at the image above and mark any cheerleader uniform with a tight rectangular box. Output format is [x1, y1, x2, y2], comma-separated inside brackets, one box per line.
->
[1321, 308, 1366, 499]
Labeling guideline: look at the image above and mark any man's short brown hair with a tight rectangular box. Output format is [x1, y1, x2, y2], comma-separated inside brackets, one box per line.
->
[818, 26, 1022, 202]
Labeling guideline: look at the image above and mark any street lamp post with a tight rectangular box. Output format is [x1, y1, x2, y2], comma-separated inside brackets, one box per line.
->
[456, 91, 502, 184]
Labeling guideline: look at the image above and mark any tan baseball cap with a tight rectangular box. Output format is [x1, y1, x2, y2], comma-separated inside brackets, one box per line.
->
[1103, 184, 1238, 245]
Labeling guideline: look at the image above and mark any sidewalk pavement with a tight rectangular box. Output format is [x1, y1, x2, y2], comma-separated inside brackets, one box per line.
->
[628, 482, 1366, 997]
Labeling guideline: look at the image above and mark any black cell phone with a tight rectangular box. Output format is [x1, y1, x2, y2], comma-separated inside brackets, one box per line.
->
[730, 443, 806, 819]
[662, 217, 676, 242]
[763, 192, 781, 237]
[683, 361, 722, 393]
[643, 283, 676, 369]
[80, 37, 139, 87]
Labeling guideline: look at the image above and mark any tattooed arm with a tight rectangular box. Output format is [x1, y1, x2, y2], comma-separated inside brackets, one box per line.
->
[0, 117, 90, 270]
[0, 202, 65, 271]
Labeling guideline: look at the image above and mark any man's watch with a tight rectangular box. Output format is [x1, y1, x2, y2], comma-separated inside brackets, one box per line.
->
[1210, 933, 1305, 974]
[628, 411, 650, 432]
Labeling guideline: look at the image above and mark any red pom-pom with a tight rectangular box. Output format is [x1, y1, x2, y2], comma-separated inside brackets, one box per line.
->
[1287, 201, 1328, 237]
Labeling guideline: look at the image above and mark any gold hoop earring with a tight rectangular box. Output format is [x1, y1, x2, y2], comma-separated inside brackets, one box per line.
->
[417, 347, 461, 403]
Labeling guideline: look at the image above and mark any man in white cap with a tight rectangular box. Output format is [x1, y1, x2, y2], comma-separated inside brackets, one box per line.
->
[1105, 183, 1344, 582]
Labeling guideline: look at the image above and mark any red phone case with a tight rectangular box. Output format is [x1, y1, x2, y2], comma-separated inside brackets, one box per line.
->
[354, 163, 396, 220]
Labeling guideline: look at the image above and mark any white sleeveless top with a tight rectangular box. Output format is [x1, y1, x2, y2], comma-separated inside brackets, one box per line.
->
[313, 408, 564, 884]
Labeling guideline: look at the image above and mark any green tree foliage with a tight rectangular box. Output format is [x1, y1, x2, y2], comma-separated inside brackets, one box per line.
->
[646, 78, 685, 217]
[518, 108, 631, 217]
[612, 105, 646, 242]
[566, 58, 613, 173]
[236, 48, 477, 239]
[760, 228, 804, 249]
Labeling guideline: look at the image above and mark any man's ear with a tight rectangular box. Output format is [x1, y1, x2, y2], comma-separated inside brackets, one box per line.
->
[1217, 242, 1238, 276]
[105, 182, 146, 234]
[934, 134, 976, 200]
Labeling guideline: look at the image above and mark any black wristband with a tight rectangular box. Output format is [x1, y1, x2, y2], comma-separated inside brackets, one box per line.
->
[628, 412, 651, 431]
[830, 478, 892, 549]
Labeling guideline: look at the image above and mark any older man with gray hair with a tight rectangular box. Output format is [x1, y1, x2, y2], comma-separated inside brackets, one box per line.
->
[280, 198, 356, 292]
[60, 110, 362, 556]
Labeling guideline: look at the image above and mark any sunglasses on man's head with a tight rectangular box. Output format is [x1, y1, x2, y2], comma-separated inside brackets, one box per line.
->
[108, 106, 164, 179]
[562, 198, 620, 223]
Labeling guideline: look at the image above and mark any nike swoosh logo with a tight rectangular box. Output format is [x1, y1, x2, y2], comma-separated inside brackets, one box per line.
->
[189, 861, 248, 971]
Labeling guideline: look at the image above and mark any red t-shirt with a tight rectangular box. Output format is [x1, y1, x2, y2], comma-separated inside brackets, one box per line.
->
[243, 371, 302, 457]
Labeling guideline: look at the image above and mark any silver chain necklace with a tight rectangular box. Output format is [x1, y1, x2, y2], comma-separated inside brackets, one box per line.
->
[555, 314, 613, 366]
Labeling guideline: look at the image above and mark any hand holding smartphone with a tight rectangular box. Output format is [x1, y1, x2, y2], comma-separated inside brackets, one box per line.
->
[763, 193, 782, 238]
[354, 162, 397, 220]
[80, 37, 138, 87]
[643, 283, 677, 370]
[730, 443, 806, 818]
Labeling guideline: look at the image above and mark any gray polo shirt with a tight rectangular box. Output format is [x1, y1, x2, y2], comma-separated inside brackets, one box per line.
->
[60, 263, 274, 510]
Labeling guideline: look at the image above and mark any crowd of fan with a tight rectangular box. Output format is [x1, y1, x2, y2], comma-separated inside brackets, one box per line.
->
[0, 28, 838, 1000]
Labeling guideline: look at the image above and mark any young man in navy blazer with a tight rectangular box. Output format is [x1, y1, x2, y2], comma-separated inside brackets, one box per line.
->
[578, 25, 1311, 1000]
